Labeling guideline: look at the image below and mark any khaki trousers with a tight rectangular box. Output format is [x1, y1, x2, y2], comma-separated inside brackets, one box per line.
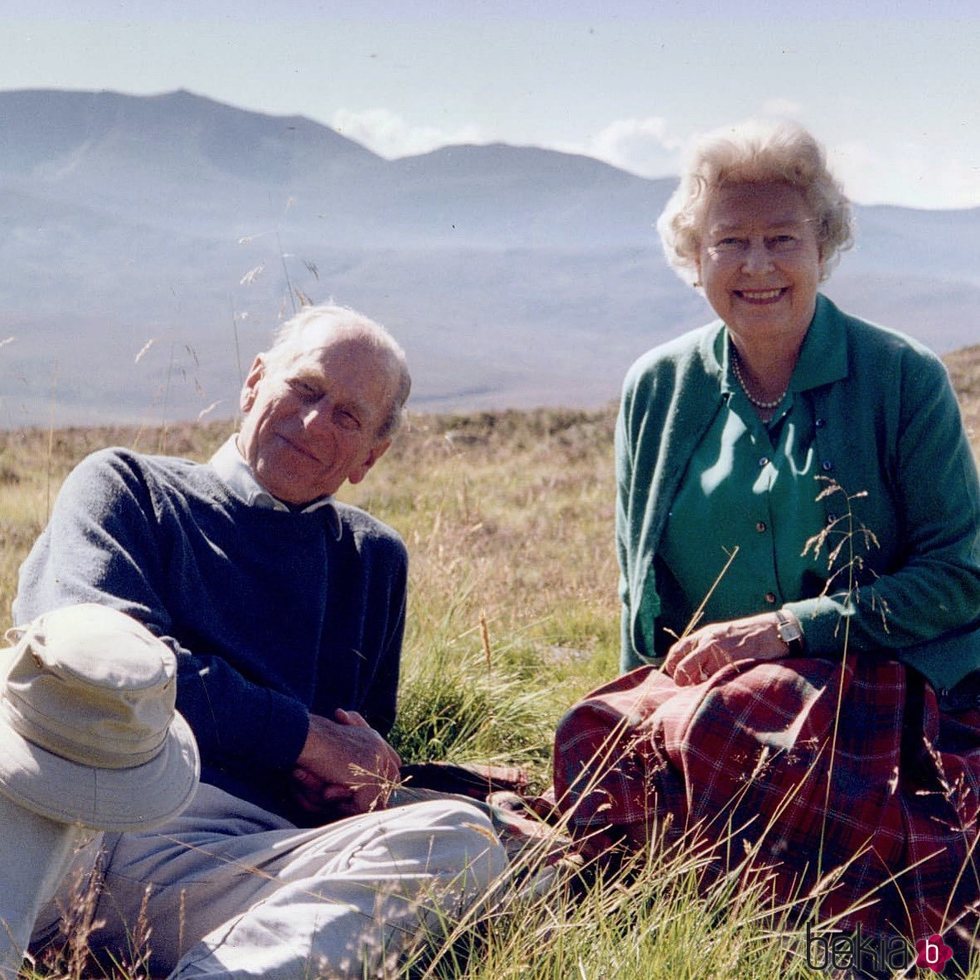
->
[34, 784, 507, 979]
[0, 795, 92, 979]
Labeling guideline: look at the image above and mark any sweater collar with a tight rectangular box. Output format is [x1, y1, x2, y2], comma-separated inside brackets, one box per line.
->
[209, 436, 342, 538]
[792, 293, 849, 391]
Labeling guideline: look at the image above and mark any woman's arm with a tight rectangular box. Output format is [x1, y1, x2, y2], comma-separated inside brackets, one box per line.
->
[785, 351, 980, 657]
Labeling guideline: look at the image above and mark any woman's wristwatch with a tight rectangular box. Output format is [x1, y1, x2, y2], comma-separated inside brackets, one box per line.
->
[774, 610, 804, 654]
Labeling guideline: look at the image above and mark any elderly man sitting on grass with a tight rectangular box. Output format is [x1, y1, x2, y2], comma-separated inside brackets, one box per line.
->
[13, 304, 508, 979]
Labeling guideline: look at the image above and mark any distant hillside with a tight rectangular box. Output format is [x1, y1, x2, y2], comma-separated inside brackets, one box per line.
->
[1, 88, 978, 428]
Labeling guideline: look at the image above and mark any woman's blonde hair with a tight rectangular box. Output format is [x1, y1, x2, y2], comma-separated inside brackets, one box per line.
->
[657, 119, 854, 285]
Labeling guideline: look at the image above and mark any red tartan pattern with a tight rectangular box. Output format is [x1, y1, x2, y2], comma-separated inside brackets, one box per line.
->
[552, 656, 980, 957]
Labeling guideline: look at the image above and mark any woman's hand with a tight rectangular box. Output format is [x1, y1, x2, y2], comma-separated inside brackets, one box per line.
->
[663, 612, 794, 686]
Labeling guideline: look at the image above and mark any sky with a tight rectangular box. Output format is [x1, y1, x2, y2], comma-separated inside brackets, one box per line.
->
[1, 0, 978, 210]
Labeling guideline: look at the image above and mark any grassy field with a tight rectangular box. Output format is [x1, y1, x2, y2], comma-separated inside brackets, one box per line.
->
[0, 406, 624, 770]
[1, 343, 979, 978]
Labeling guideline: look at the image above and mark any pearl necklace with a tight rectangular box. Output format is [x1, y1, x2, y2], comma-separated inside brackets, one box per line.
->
[730, 346, 787, 410]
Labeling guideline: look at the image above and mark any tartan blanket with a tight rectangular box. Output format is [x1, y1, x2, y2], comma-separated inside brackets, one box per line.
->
[552, 656, 980, 956]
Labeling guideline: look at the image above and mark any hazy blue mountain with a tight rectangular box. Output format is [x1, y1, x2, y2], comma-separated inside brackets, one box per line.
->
[0, 88, 976, 427]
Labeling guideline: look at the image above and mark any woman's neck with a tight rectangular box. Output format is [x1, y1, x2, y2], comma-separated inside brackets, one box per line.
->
[729, 336, 801, 414]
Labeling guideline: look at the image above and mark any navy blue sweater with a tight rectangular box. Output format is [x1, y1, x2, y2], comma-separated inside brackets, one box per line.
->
[14, 448, 407, 819]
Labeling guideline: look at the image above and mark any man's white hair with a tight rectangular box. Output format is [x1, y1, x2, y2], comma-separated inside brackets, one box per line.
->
[262, 304, 411, 440]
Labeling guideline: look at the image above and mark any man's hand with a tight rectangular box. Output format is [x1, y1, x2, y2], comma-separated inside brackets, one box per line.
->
[663, 612, 794, 686]
[290, 709, 401, 819]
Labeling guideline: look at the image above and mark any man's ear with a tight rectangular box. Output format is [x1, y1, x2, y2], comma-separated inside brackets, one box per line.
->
[347, 439, 392, 486]
[240, 355, 265, 413]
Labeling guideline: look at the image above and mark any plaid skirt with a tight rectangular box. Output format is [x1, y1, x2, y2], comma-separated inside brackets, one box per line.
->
[552, 656, 980, 957]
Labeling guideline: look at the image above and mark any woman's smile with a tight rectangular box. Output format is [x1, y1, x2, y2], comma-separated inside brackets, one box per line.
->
[734, 287, 787, 303]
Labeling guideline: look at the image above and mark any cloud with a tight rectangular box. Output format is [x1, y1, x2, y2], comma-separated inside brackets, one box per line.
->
[331, 107, 687, 178]
[829, 139, 980, 209]
[330, 107, 486, 159]
[328, 108, 978, 209]
[575, 116, 686, 179]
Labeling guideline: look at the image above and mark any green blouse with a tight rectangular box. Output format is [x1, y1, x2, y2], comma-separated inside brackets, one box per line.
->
[658, 340, 827, 644]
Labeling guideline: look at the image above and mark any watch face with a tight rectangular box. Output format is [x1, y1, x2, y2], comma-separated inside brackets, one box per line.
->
[776, 615, 802, 644]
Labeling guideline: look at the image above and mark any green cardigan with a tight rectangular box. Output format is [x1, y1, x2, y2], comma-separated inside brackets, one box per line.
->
[616, 294, 980, 691]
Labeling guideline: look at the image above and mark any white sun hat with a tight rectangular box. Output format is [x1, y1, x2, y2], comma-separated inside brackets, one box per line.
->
[0, 603, 199, 831]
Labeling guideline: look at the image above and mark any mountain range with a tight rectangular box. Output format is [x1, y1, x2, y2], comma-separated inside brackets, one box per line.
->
[1, 88, 977, 427]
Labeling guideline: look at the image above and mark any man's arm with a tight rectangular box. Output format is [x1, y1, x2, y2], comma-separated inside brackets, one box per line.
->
[293, 511, 409, 816]
[13, 450, 311, 781]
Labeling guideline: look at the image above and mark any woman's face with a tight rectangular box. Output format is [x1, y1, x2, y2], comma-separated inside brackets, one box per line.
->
[696, 181, 822, 351]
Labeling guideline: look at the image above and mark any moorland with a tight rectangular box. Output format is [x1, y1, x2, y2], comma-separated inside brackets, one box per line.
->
[1, 342, 978, 978]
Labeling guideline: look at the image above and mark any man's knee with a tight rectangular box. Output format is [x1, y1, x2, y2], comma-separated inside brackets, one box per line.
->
[376, 799, 508, 888]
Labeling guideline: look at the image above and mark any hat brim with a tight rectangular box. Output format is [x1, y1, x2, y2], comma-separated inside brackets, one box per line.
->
[0, 709, 199, 832]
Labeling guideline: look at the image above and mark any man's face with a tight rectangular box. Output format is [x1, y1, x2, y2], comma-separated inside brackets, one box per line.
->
[237, 328, 395, 505]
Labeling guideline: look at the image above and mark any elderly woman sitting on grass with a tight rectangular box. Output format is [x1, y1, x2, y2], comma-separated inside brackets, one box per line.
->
[552, 119, 980, 970]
